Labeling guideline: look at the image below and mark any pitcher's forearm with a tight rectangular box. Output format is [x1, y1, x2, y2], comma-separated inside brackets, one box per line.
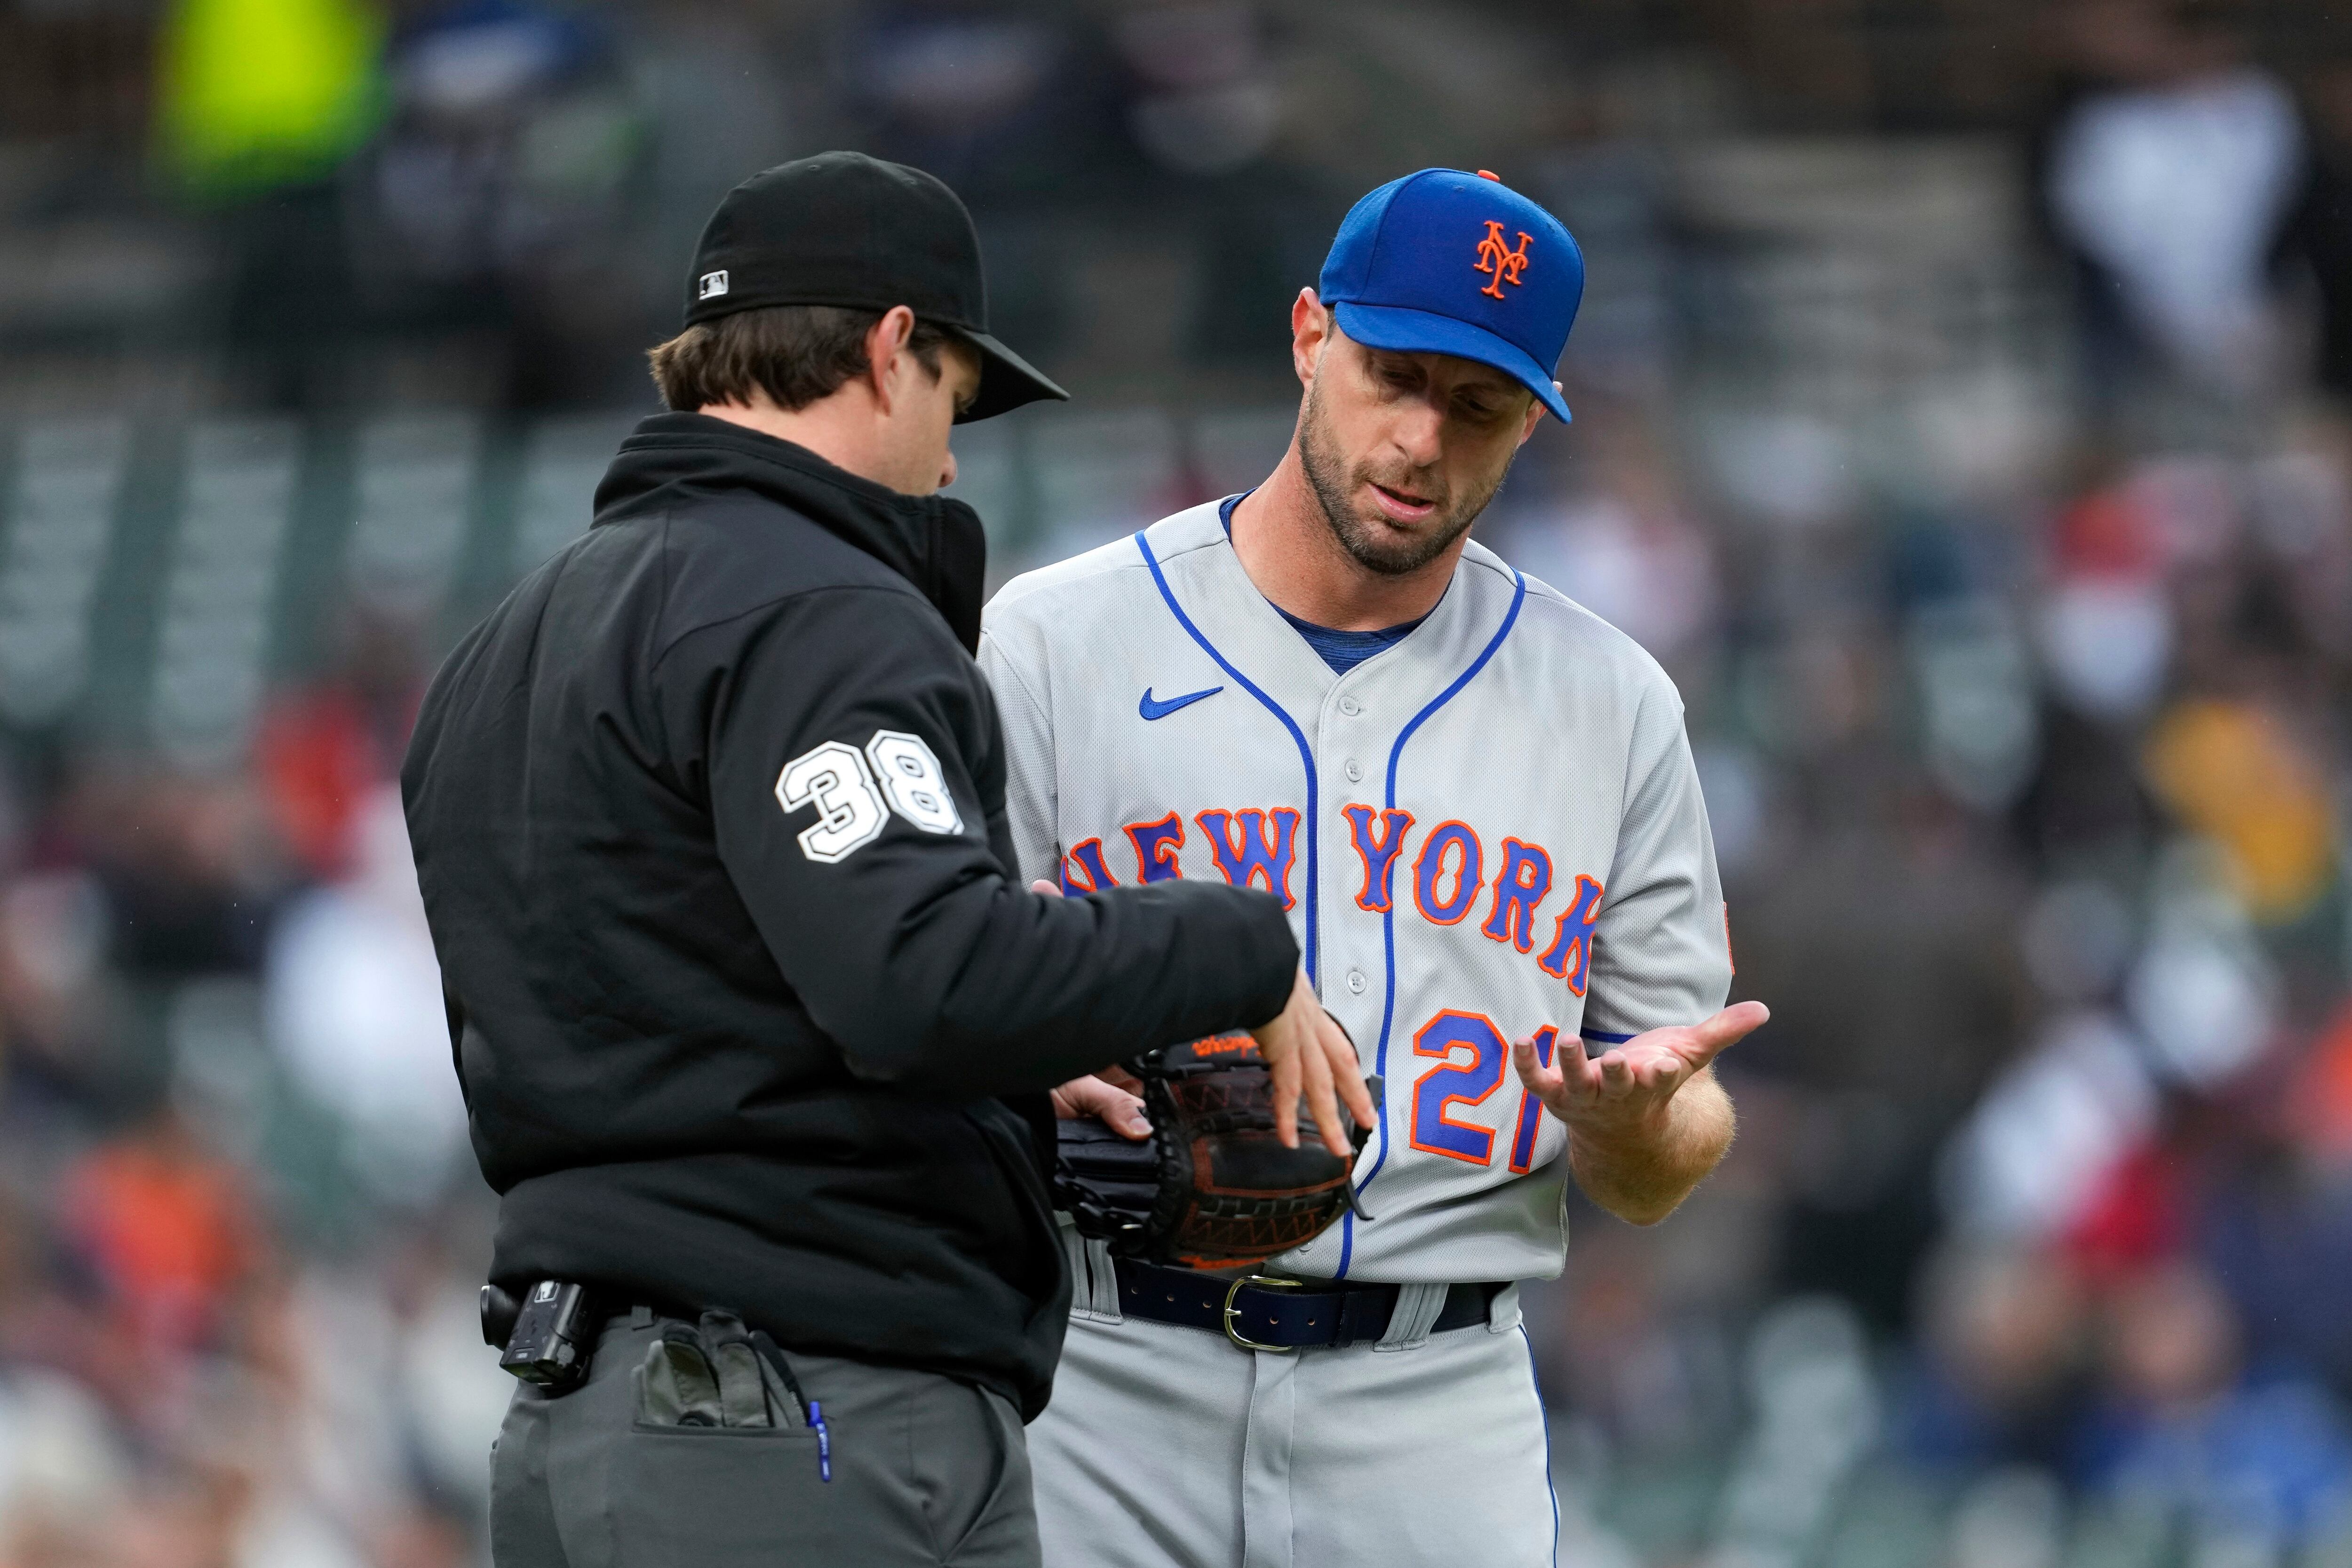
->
[1567, 1068, 1735, 1226]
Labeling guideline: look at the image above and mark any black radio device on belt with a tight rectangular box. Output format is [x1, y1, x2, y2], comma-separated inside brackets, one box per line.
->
[483, 1280, 596, 1391]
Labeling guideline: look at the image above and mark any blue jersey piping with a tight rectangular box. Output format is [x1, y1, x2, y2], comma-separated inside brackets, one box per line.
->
[1337, 566, 1526, 1277]
[1133, 530, 1320, 983]
[1522, 1323, 1561, 1564]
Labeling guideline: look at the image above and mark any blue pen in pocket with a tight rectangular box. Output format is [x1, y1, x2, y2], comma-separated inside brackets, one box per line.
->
[809, 1400, 831, 1482]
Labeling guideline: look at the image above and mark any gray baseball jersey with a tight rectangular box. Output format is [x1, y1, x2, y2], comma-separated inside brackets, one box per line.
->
[979, 498, 1733, 1287]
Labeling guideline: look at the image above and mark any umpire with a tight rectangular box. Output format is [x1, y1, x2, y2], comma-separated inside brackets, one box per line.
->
[404, 153, 1356, 1568]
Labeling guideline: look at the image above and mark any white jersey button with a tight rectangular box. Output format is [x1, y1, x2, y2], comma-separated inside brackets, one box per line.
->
[1343, 758, 1364, 782]
[1339, 696, 1362, 716]
[1346, 969, 1368, 994]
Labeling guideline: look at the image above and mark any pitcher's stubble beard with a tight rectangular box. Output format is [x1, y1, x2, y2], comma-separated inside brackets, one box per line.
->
[1295, 372, 1513, 579]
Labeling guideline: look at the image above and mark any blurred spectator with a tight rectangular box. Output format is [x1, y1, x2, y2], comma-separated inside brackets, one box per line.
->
[155, 0, 385, 196]
[264, 786, 464, 1209]
[156, 0, 389, 408]
[1113, 4, 1279, 179]
[0, 868, 119, 1111]
[1943, 1009, 2160, 1245]
[57, 1106, 263, 1362]
[2289, 999, 2352, 1171]
[839, 2, 1114, 202]
[1502, 416, 1720, 672]
[2036, 0, 2307, 400]
[2283, 59, 2352, 408]
[2074, 1262, 2352, 1549]
[1899, 1243, 2092, 1474]
[61, 768, 286, 983]
[2142, 695, 2336, 924]
[255, 612, 424, 884]
[2037, 460, 2173, 724]
[2195, 1120, 2352, 1398]
[355, 0, 652, 407]
[0, 1188, 128, 1563]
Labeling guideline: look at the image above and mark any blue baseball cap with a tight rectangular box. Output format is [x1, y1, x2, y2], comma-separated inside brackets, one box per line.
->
[1318, 168, 1582, 423]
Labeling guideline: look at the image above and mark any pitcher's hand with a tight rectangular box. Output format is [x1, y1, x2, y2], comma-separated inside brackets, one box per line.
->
[1051, 1073, 1150, 1138]
[1513, 1001, 1767, 1146]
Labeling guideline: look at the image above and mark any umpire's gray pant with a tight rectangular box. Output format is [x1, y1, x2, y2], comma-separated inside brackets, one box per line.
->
[490, 1312, 1041, 1568]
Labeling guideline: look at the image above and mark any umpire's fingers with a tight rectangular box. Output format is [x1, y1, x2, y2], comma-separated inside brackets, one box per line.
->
[1321, 1012, 1377, 1132]
[1250, 968, 1318, 1149]
[1296, 1022, 1351, 1159]
[1267, 1017, 1303, 1149]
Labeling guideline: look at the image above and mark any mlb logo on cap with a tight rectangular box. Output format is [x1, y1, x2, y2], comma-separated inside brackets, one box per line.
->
[698, 270, 729, 301]
[1319, 168, 1583, 422]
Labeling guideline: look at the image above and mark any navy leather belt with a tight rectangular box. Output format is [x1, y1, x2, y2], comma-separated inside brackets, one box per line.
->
[1111, 1258, 1504, 1351]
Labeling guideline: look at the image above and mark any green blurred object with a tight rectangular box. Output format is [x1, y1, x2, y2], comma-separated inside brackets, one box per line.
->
[155, 0, 387, 196]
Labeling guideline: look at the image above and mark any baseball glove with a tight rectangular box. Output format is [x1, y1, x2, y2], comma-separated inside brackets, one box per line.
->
[1053, 1032, 1379, 1271]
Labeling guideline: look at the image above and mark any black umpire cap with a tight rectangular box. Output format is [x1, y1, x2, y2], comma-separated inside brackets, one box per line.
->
[683, 151, 1069, 423]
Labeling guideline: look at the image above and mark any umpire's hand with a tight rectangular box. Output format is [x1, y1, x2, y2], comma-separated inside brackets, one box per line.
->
[1033, 881, 1373, 1156]
[1250, 967, 1376, 1155]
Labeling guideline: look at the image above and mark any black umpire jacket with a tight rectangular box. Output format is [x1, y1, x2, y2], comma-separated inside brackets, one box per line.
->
[402, 413, 1298, 1417]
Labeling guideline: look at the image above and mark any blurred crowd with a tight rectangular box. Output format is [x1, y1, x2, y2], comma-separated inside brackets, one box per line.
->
[1500, 5, 2352, 1559]
[3, 1, 2352, 1566]
[0, 609, 502, 1568]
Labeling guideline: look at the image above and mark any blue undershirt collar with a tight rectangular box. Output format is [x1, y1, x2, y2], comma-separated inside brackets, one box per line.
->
[1218, 492, 1427, 676]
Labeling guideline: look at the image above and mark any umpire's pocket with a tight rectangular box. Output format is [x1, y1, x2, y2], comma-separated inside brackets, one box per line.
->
[611, 1424, 826, 1568]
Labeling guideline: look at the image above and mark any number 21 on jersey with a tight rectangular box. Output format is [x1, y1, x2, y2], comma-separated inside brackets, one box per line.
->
[1410, 1015, 1558, 1176]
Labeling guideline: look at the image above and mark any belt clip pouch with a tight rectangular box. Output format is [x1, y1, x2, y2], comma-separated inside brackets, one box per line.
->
[501, 1280, 596, 1390]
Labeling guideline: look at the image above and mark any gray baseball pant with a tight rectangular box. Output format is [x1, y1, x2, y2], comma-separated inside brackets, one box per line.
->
[489, 1311, 1040, 1568]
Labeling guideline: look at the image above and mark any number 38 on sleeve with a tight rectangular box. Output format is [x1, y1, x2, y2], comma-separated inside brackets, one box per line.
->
[775, 731, 963, 863]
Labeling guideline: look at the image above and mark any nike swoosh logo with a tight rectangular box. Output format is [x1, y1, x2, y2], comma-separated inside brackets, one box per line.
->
[1139, 685, 1223, 721]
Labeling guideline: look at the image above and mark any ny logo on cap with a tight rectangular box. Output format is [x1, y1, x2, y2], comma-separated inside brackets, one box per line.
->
[698, 270, 730, 301]
[1473, 222, 1532, 300]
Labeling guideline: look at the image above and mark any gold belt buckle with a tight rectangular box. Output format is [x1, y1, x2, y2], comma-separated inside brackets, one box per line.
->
[1222, 1274, 1306, 1353]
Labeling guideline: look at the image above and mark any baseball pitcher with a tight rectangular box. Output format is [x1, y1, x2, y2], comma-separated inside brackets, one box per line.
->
[978, 167, 1769, 1567]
